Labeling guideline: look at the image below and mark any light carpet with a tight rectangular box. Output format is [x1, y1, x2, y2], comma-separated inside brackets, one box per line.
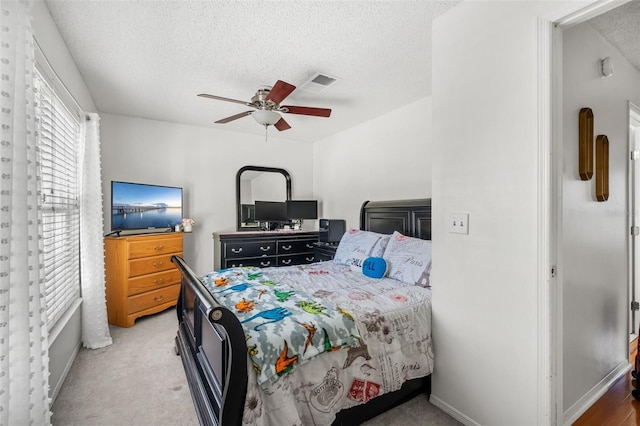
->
[51, 308, 461, 426]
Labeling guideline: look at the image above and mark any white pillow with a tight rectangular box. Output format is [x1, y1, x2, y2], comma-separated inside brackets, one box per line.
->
[333, 230, 391, 266]
[383, 231, 432, 287]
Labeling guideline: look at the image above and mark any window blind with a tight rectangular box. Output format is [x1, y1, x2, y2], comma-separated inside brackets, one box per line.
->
[34, 70, 82, 332]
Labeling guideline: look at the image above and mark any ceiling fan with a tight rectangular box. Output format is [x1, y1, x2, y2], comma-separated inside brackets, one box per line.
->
[198, 80, 331, 131]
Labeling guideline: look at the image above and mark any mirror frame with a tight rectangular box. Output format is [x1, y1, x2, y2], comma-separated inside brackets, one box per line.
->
[236, 165, 292, 231]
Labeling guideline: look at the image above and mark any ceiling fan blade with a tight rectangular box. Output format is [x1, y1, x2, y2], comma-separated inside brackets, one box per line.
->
[198, 93, 254, 107]
[274, 117, 291, 131]
[215, 110, 253, 124]
[282, 106, 332, 117]
[265, 80, 296, 104]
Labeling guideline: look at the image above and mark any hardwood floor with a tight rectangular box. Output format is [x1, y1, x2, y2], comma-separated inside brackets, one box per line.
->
[572, 372, 639, 425]
[573, 338, 640, 425]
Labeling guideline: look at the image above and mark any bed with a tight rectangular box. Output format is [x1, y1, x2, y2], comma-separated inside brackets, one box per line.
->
[172, 198, 432, 425]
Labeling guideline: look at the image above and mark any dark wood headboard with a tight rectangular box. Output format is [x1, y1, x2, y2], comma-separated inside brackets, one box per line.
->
[360, 198, 431, 240]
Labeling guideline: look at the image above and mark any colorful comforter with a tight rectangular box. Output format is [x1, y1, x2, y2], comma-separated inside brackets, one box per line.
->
[200, 267, 360, 387]
[203, 261, 433, 426]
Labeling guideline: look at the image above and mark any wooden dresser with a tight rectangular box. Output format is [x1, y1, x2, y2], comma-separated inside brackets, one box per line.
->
[214, 231, 318, 269]
[104, 232, 183, 327]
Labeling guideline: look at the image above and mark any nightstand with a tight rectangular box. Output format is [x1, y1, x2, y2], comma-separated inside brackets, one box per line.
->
[313, 242, 338, 262]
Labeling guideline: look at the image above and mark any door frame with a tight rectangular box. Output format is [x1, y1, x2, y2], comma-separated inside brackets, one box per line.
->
[540, 1, 634, 424]
[630, 102, 640, 339]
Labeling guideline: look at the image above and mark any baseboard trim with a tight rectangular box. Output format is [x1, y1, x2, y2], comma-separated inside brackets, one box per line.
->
[48, 298, 83, 405]
[562, 360, 631, 425]
[50, 339, 81, 404]
[430, 394, 480, 426]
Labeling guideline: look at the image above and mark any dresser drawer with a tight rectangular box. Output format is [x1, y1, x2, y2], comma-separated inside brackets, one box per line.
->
[224, 256, 276, 269]
[128, 269, 180, 296]
[127, 236, 183, 260]
[224, 241, 276, 258]
[128, 253, 179, 277]
[127, 283, 180, 314]
[278, 253, 316, 267]
[277, 239, 316, 254]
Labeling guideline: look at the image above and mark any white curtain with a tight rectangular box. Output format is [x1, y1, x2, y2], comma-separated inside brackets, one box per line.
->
[79, 113, 112, 349]
[0, 0, 52, 425]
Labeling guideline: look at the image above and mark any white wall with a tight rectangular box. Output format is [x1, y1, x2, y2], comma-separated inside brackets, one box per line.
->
[313, 97, 432, 228]
[31, 0, 98, 403]
[562, 21, 640, 418]
[431, 2, 572, 425]
[100, 114, 314, 273]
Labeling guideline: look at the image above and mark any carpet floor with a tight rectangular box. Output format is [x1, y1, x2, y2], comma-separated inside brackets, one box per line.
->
[51, 308, 461, 426]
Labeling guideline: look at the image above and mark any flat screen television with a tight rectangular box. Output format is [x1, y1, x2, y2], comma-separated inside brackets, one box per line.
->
[286, 200, 318, 219]
[111, 181, 183, 233]
[254, 201, 287, 222]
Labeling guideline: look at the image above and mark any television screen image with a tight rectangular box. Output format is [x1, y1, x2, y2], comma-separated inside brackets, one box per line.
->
[286, 200, 318, 219]
[111, 181, 183, 232]
[254, 201, 287, 222]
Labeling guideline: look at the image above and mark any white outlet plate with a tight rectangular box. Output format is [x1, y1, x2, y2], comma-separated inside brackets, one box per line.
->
[449, 212, 469, 234]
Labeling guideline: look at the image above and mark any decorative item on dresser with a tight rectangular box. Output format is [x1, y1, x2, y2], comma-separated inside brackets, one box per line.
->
[214, 230, 318, 269]
[104, 232, 183, 327]
[236, 165, 291, 231]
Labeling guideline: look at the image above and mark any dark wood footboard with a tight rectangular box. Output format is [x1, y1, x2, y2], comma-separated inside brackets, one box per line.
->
[172, 255, 247, 426]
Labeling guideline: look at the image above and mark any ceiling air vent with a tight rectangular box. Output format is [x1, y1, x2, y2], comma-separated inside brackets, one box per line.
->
[299, 72, 340, 93]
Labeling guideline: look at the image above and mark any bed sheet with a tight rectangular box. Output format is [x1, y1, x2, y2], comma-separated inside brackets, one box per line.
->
[233, 261, 434, 426]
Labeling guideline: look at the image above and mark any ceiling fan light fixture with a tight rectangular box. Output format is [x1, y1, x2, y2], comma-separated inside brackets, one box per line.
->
[252, 110, 281, 126]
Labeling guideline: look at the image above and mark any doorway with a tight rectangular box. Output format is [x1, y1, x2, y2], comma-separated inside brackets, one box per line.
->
[549, 1, 639, 424]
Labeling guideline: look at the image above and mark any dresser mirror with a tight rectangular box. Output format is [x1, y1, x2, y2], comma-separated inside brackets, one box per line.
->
[236, 166, 291, 231]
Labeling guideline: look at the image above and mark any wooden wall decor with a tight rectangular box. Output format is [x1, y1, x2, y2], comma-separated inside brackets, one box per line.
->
[579, 108, 594, 180]
[595, 135, 609, 202]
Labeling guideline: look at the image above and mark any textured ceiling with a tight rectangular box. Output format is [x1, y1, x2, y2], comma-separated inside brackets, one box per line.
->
[43, 0, 461, 143]
[42, 1, 639, 144]
[587, 0, 640, 73]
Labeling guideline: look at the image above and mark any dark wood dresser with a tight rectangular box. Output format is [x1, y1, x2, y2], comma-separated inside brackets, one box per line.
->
[214, 230, 319, 269]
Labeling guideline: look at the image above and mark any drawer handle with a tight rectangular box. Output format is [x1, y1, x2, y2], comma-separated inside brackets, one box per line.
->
[306, 257, 314, 262]
[153, 278, 165, 284]
[282, 245, 292, 251]
[153, 295, 164, 301]
[259, 246, 271, 252]
[232, 263, 243, 267]
[153, 261, 164, 268]
[282, 259, 292, 265]
[154, 245, 164, 250]
[260, 261, 271, 267]
[231, 248, 243, 254]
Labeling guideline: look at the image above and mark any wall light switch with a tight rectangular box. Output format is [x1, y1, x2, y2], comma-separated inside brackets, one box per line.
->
[449, 212, 469, 235]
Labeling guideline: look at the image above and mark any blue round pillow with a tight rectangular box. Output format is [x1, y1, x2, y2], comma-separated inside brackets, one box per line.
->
[361, 257, 388, 279]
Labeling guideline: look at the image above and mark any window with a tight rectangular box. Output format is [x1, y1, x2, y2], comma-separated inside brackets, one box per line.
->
[34, 69, 82, 332]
